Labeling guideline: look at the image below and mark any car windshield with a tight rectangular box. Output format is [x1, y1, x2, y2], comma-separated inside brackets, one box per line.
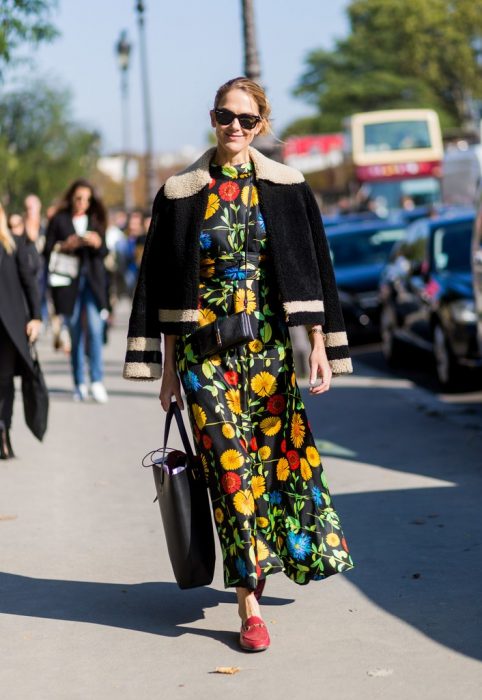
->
[432, 222, 473, 273]
[329, 228, 406, 267]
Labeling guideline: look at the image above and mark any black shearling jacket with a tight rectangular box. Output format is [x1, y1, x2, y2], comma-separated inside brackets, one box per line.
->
[123, 147, 352, 380]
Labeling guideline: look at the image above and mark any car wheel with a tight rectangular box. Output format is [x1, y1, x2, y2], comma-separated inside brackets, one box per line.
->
[433, 324, 460, 390]
[380, 303, 403, 366]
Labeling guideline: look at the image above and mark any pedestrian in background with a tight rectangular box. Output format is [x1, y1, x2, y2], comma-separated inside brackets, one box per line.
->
[45, 179, 109, 403]
[124, 77, 354, 651]
[8, 212, 42, 278]
[118, 210, 145, 297]
[0, 203, 42, 458]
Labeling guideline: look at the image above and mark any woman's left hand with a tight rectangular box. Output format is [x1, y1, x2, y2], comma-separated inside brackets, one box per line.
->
[308, 333, 332, 395]
[26, 319, 42, 343]
[82, 231, 102, 249]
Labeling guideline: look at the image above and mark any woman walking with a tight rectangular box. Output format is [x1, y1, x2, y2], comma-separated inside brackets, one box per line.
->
[124, 78, 354, 651]
[45, 180, 109, 403]
[0, 204, 42, 458]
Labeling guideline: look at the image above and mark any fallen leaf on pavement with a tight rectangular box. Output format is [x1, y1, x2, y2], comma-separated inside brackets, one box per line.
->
[367, 668, 394, 677]
[0, 515, 17, 521]
[213, 667, 241, 675]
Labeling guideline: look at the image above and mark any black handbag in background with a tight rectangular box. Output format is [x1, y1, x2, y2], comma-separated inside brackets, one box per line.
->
[142, 402, 215, 590]
[21, 343, 49, 441]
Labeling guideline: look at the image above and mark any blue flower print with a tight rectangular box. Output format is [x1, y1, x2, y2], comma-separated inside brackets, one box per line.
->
[200, 232, 212, 250]
[311, 486, 323, 508]
[225, 266, 247, 280]
[269, 490, 282, 505]
[257, 212, 266, 231]
[183, 370, 201, 393]
[236, 556, 247, 578]
[287, 531, 312, 560]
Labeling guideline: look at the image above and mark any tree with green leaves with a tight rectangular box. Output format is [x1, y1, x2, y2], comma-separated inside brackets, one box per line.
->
[0, 80, 101, 210]
[0, 0, 58, 72]
[285, 0, 482, 137]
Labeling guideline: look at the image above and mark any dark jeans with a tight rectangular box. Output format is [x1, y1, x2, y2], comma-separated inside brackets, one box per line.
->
[0, 320, 17, 430]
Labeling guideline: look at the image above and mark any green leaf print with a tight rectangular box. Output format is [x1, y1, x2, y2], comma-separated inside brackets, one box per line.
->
[221, 165, 238, 178]
[202, 361, 214, 379]
[261, 322, 272, 344]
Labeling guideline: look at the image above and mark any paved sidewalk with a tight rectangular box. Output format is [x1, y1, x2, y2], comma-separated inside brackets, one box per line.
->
[1, 303, 481, 700]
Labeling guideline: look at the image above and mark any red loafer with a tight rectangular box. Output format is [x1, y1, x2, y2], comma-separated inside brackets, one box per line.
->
[254, 578, 266, 601]
[239, 616, 270, 652]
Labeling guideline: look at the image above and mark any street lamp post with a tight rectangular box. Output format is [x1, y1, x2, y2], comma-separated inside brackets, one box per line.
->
[115, 30, 133, 211]
[241, 0, 261, 82]
[135, 0, 157, 207]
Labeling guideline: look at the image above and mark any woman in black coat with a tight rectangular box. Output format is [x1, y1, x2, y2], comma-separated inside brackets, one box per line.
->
[0, 204, 42, 459]
[45, 180, 109, 403]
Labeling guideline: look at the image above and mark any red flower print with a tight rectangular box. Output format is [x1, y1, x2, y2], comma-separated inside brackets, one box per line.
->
[240, 437, 247, 452]
[341, 537, 349, 552]
[224, 370, 239, 386]
[250, 436, 258, 451]
[221, 471, 241, 494]
[286, 450, 300, 470]
[209, 177, 216, 189]
[194, 425, 201, 443]
[219, 181, 240, 202]
[267, 394, 286, 415]
[202, 434, 213, 450]
[256, 563, 262, 577]
[280, 439, 287, 453]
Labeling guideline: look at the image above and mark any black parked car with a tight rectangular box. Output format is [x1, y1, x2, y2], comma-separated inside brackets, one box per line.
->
[379, 211, 481, 388]
[326, 221, 407, 339]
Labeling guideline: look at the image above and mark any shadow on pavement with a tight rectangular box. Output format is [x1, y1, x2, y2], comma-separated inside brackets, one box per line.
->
[0, 573, 293, 650]
[303, 379, 482, 663]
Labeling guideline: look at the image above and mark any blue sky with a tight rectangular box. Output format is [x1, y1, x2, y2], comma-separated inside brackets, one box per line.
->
[13, 0, 349, 154]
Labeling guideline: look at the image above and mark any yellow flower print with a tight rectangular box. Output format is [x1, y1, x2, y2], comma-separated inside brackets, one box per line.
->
[256, 516, 269, 528]
[214, 508, 224, 524]
[201, 454, 209, 480]
[260, 416, 281, 436]
[220, 449, 244, 470]
[300, 457, 312, 480]
[251, 475, 266, 499]
[255, 539, 270, 561]
[222, 423, 235, 439]
[251, 371, 277, 398]
[204, 193, 220, 219]
[198, 308, 216, 326]
[233, 489, 255, 516]
[234, 288, 256, 315]
[226, 389, 242, 415]
[200, 258, 215, 278]
[258, 445, 271, 460]
[326, 532, 340, 547]
[291, 371, 296, 387]
[291, 412, 305, 448]
[192, 403, 207, 430]
[276, 457, 289, 481]
[248, 339, 264, 352]
[241, 184, 259, 207]
[306, 446, 321, 467]
[210, 354, 221, 366]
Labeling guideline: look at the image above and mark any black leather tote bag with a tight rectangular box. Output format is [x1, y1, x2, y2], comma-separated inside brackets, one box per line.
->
[143, 402, 215, 589]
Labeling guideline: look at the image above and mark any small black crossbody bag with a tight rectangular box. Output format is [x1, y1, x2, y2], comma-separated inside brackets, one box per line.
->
[191, 181, 257, 358]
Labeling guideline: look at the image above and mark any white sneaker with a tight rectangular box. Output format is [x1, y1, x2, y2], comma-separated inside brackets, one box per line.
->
[91, 382, 108, 404]
[73, 384, 88, 402]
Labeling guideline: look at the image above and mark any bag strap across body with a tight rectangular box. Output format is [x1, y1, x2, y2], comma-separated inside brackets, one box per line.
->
[237, 180, 254, 312]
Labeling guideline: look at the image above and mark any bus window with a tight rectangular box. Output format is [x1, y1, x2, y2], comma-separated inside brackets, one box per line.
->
[364, 121, 431, 152]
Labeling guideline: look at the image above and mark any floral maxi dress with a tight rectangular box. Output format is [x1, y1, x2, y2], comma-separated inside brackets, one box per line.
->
[176, 161, 354, 589]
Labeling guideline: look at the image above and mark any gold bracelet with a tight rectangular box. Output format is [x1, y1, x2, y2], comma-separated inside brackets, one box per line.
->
[308, 328, 326, 342]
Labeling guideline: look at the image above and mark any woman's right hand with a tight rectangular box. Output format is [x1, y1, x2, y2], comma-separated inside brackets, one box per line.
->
[159, 367, 184, 411]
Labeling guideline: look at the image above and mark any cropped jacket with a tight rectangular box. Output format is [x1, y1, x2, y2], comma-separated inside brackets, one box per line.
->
[123, 146, 352, 380]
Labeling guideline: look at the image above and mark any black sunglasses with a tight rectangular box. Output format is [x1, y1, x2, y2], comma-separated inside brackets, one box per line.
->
[214, 108, 261, 130]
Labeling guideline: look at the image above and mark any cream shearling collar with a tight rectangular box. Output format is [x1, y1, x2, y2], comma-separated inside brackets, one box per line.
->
[164, 146, 304, 200]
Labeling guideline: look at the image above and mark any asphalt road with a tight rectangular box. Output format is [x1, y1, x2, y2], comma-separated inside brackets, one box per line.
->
[1, 304, 481, 700]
